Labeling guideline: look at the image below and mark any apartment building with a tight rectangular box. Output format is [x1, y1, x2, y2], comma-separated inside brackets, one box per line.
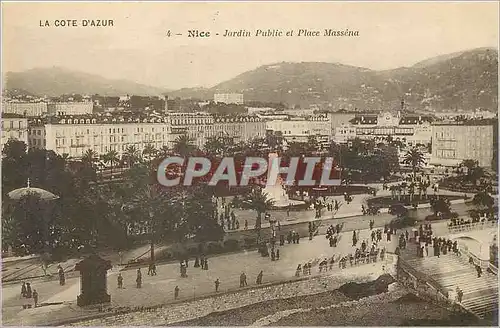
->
[430, 120, 496, 168]
[1, 113, 29, 151]
[28, 114, 170, 158]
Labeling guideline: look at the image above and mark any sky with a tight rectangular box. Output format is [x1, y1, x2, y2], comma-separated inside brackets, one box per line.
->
[2, 1, 499, 90]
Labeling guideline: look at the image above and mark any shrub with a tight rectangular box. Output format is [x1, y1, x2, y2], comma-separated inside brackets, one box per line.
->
[223, 239, 241, 252]
[390, 215, 416, 229]
[242, 237, 257, 249]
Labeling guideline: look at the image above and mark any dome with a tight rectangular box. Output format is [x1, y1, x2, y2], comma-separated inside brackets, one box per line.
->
[7, 180, 59, 201]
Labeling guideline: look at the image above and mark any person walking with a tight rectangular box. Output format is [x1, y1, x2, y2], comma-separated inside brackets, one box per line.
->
[256, 271, 263, 285]
[117, 273, 123, 289]
[239, 272, 247, 287]
[174, 286, 179, 299]
[58, 265, 65, 286]
[21, 282, 27, 298]
[215, 278, 220, 292]
[136, 268, 142, 288]
[26, 283, 32, 298]
[32, 289, 38, 308]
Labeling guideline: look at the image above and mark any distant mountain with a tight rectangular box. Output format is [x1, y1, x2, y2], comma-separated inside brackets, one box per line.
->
[4, 67, 167, 97]
[167, 47, 498, 111]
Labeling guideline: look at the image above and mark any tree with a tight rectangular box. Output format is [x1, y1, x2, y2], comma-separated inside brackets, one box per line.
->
[142, 144, 157, 164]
[102, 150, 119, 180]
[306, 135, 319, 152]
[3, 193, 51, 255]
[245, 187, 275, 242]
[472, 191, 495, 217]
[126, 184, 176, 262]
[123, 146, 140, 168]
[403, 148, 426, 178]
[204, 136, 235, 157]
[81, 149, 97, 168]
[2, 140, 29, 193]
[172, 135, 198, 157]
[430, 198, 451, 216]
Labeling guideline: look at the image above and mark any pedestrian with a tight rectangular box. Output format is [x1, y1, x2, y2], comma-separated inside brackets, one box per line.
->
[174, 286, 179, 299]
[117, 273, 123, 289]
[148, 263, 153, 275]
[204, 258, 209, 270]
[136, 269, 142, 288]
[240, 272, 247, 287]
[256, 271, 263, 285]
[456, 287, 464, 303]
[295, 264, 301, 277]
[194, 256, 200, 268]
[26, 283, 32, 298]
[244, 220, 248, 230]
[58, 265, 65, 286]
[271, 248, 276, 261]
[215, 278, 220, 292]
[21, 282, 27, 298]
[32, 289, 38, 308]
[152, 262, 157, 275]
[476, 265, 482, 278]
[277, 220, 281, 231]
[276, 249, 280, 260]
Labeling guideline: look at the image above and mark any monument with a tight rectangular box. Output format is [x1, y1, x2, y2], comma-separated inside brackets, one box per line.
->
[262, 153, 305, 208]
[75, 254, 112, 306]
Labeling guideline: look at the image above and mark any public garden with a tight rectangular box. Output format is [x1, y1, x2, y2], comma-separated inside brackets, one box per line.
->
[1, 136, 497, 326]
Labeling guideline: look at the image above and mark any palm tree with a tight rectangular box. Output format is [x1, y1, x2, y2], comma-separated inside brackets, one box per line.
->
[102, 150, 119, 181]
[127, 184, 176, 262]
[204, 136, 233, 157]
[142, 144, 157, 165]
[172, 135, 197, 157]
[403, 148, 426, 179]
[81, 150, 97, 168]
[245, 187, 275, 242]
[123, 146, 140, 168]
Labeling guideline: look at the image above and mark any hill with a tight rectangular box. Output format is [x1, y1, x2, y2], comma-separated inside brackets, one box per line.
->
[167, 48, 498, 111]
[4, 67, 166, 97]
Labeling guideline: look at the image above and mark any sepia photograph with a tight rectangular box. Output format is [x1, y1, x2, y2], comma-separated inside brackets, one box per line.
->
[1, 1, 499, 326]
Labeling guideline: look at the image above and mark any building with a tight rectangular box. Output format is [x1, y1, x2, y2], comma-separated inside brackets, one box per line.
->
[1, 113, 29, 151]
[328, 111, 356, 136]
[213, 116, 266, 144]
[2, 102, 48, 116]
[167, 112, 266, 148]
[430, 120, 495, 168]
[265, 115, 331, 144]
[28, 114, 170, 159]
[166, 112, 214, 149]
[333, 111, 434, 146]
[214, 93, 244, 105]
[47, 102, 94, 116]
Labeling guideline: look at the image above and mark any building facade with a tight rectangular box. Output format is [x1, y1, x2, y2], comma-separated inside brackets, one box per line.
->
[213, 116, 266, 144]
[2, 102, 48, 116]
[333, 111, 433, 146]
[213, 93, 244, 105]
[265, 115, 331, 143]
[167, 112, 215, 149]
[29, 114, 170, 158]
[47, 102, 94, 116]
[1, 114, 29, 151]
[430, 120, 495, 168]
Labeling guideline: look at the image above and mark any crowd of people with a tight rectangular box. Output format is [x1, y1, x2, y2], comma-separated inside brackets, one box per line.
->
[448, 215, 494, 228]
